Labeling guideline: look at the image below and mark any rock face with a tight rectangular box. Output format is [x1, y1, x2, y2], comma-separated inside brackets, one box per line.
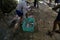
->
[0, 10, 16, 40]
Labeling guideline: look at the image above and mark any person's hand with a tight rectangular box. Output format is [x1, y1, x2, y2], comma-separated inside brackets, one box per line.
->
[14, 23, 18, 29]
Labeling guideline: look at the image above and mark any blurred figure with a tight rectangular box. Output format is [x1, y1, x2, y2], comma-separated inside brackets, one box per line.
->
[47, 5, 60, 37]
[12, 0, 29, 32]
[52, 5, 60, 32]
[51, 0, 60, 33]
[49, 0, 52, 4]
[34, 0, 38, 8]
[16, 0, 28, 19]
[48, 5, 60, 37]
[55, 0, 60, 5]
[55, 0, 60, 3]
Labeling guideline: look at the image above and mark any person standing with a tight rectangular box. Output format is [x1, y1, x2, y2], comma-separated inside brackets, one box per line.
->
[47, 0, 60, 37]
[34, 0, 38, 8]
[48, 5, 60, 37]
[52, 5, 60, 32]
[12, 0, 28, 32]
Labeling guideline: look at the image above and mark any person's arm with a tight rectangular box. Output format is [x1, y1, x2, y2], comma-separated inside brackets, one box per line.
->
[23, 1, 30, 10]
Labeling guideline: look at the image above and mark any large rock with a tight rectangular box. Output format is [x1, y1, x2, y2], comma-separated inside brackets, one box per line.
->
[0, 0, 17, 13]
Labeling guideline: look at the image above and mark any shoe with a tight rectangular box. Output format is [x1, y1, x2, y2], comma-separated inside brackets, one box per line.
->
[55, 30, 60, 33]
[47, 31, 54, 37]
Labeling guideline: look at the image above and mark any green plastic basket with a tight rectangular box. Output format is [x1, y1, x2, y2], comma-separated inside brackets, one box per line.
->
[22, 17, 35, 32]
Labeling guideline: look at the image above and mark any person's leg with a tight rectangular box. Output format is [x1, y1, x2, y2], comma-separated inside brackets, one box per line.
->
[18, 16, 23, 32]
[47, 21, 58, 37]
[57, 22, 60, 31]
[34, 0, 36, 7]
[52, 21, 58, 32]
[23, 12, 26, 19]
[36, 1, 39, 8]
[20, 16, 23, 23]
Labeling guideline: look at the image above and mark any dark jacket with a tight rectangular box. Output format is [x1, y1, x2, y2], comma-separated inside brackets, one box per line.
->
[55, 0, 60, 3]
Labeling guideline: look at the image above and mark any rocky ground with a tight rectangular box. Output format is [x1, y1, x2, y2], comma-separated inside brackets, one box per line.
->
[0, 1, 60, 40]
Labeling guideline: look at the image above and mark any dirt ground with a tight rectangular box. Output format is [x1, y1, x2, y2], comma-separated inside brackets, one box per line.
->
[12, 3, 60, 40]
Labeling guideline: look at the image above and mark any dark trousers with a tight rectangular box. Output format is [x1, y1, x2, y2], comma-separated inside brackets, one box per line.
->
[52, 20, 60, 32]
[34, 0, 38, 8]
